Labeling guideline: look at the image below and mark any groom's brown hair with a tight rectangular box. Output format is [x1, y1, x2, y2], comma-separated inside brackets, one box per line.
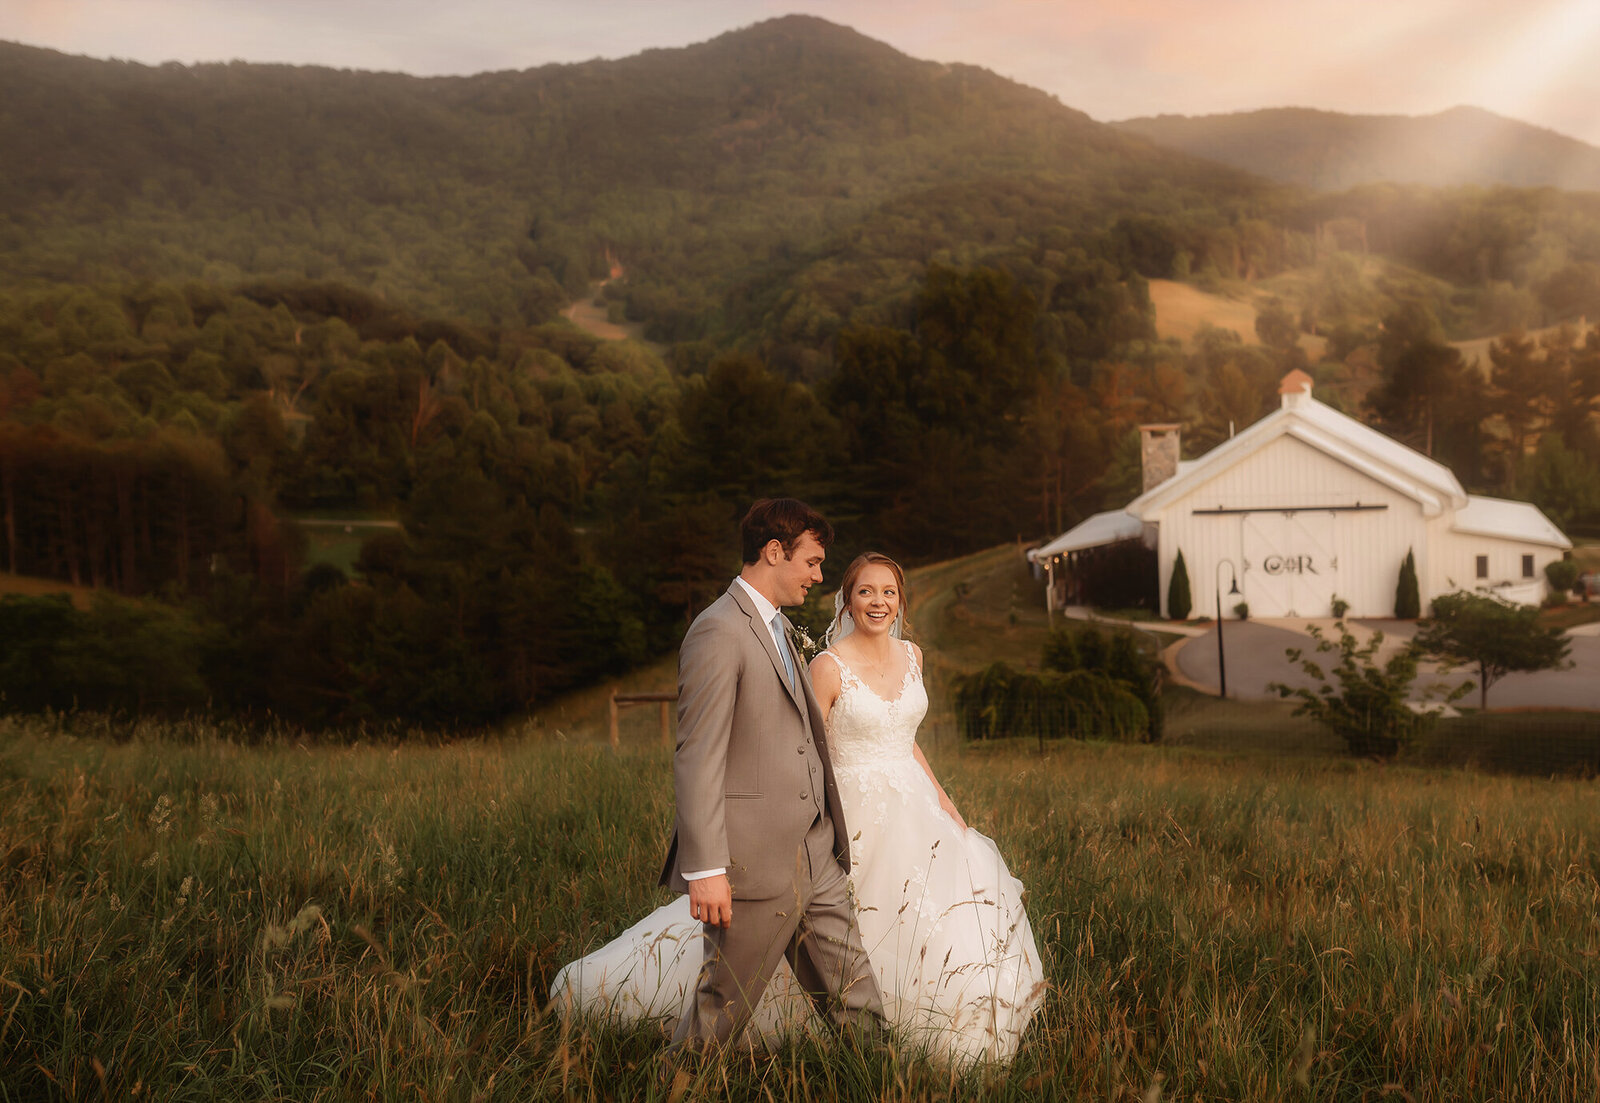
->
[741, 498, 834, 564]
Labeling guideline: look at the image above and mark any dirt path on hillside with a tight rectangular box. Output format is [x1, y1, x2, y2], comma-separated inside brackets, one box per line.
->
[562, 278, 648, 343]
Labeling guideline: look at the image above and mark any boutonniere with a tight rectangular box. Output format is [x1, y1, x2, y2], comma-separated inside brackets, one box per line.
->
[793, 623, 822, 662]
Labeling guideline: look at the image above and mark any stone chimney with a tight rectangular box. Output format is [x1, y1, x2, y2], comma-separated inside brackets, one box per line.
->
[1139, 423, 1181, 493]
[1279, 369, 1314, 409]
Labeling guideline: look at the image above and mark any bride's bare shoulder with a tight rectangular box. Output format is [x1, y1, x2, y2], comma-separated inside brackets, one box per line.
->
[809, 648, 842, 680]
[809, 649, 844, 704]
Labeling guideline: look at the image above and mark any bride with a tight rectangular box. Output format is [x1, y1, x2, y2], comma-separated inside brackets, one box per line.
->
[550, 553, 1045, 1065]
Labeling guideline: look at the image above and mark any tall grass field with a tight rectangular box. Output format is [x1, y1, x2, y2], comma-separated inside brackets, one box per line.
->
[2, 712, 1596, 1101]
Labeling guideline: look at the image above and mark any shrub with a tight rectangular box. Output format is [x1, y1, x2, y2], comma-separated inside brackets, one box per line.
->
[1331, 594, 1350, 619]
[952, 661, 1149, 748]
[1395, 548, 1421, 619]
[1166, 550, 1193, 620]
[1545, 558, 1579, 596]
[1041, 623, 1163, 740]
[1270, 621, 1468, 758]
[1233, 601, 1250, 621]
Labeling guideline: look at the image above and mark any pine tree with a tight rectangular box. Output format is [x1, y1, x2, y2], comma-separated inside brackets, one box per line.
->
[1167, 549, 1193, 620]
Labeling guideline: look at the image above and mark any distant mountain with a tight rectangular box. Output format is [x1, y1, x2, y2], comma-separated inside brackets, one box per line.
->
[0, 17, 1269, 346]
[1113, 106, 1600, 192]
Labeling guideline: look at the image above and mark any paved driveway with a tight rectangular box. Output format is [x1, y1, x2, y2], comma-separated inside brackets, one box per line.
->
[1174, 618, 1600, 710]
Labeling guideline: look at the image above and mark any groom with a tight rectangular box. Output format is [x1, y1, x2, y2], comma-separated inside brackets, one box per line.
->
[660, 497, 885, 1050]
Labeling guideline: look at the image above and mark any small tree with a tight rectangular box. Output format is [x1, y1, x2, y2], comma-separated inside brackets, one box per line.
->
[1167, 550, 1193, 620]
[1415, 591, 1572, 710]
[1270, 622, 1469, 758]
[1394, 548, 1421, 619]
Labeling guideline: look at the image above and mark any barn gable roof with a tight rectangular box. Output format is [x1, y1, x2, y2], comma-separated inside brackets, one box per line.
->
[1125, 373, 1467, 519]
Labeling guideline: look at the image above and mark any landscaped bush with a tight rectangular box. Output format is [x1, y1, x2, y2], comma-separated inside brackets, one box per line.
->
[951, 661, 1148, 747]
[1042, 623, 1164, 740]
[1395, 548, 1421, 619]
[1544, 558, 1579, 596]
[1166, 549, 1193, 620]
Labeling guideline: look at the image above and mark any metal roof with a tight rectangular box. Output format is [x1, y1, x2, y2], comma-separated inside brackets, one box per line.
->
[1029, 509, 1146, 561]
[1453, 495, 1572, 548]
[1126, 381, 1467, 519]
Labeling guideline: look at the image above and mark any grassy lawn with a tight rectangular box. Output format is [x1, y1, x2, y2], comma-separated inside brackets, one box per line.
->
[289, 515, 402, 576]
[1539, 601, 1600, 631]
[1416, 711, 1600, 776]
[0, 570, 95, 610]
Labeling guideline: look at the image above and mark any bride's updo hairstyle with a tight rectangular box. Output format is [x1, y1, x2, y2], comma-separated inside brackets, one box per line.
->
[827, 552, 911, 643]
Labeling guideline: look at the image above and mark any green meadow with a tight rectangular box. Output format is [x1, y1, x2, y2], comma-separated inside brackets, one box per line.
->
[2, 709, 1596, 1101]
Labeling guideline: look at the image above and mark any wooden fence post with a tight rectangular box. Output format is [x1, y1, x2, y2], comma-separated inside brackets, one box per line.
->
[608, 691, 678, 748]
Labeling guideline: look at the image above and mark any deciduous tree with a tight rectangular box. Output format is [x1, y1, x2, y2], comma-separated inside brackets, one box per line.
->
[1416, 591, 1572, 710]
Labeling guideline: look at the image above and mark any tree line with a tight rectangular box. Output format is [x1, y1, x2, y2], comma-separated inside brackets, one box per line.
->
[3, 249, 1598, 728]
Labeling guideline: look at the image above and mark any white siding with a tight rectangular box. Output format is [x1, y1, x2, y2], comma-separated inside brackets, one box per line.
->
[1156, 435, 1428, 619]
[1425, 524, 1559, 609]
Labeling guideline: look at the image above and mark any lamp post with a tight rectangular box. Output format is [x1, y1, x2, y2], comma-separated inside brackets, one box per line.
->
[1215, 558, 1241, 699]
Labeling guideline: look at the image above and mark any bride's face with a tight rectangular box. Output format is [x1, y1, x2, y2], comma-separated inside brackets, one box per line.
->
[848, 564, 900, 636]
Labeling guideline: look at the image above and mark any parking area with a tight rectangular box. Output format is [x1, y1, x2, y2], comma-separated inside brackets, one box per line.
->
[1174, 617, 1600, 710]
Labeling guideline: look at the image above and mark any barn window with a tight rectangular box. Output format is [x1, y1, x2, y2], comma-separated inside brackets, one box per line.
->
[1475, 555, 1488, 579]
[1522, 554, 1534, 578]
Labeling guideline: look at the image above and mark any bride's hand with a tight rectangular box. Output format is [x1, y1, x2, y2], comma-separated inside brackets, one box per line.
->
[941, 797, 968, 831]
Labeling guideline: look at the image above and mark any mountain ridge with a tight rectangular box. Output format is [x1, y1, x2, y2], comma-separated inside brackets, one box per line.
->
[1113, 105, 1600, 192]
[0, 18, 1271, 349]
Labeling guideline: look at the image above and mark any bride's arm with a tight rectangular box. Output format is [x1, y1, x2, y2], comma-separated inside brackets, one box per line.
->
[909, 644, 968, 830]
[809, 651, 842, 725]
[913, 743, 967, 831]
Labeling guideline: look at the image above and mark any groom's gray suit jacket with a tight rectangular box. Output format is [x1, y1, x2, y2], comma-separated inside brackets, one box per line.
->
[659, 581, 852, 902]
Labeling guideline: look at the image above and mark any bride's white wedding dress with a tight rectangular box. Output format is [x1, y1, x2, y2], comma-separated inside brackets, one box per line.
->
[549, 641, 1045, 1065]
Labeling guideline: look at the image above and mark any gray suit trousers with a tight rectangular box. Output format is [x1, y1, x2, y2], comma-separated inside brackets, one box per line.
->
[672, 813, 882, 1048]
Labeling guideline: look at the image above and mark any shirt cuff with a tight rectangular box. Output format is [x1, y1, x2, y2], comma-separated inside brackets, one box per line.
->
[682, 868, 726, 881]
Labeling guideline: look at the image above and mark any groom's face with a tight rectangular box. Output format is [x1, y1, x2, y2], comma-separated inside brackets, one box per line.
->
[772, 531, 827, 607]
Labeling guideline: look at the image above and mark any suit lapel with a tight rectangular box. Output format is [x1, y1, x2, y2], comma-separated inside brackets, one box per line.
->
[727, 582, 806, 712]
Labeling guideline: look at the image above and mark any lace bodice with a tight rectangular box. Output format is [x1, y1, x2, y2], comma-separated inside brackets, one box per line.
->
[822, 640, 928, 768]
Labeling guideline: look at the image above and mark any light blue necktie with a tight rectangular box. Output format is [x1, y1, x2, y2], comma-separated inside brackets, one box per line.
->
[771, 612, 797, 688]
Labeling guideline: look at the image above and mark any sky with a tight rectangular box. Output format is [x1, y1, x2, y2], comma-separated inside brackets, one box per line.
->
[6, 0, 1600, 146]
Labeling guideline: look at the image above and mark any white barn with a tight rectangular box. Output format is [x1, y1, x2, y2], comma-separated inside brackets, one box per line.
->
[1032, 370, 1572, 620]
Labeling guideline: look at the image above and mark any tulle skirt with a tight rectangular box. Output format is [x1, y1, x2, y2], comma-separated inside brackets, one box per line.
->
[549, 756, 1044, 1065]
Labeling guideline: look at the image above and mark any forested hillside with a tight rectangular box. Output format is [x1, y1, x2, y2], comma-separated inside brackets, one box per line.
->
[1115, 106, 1600, 193]
[3, 17, 1600, 728]
[0, 19, 1269, 348]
